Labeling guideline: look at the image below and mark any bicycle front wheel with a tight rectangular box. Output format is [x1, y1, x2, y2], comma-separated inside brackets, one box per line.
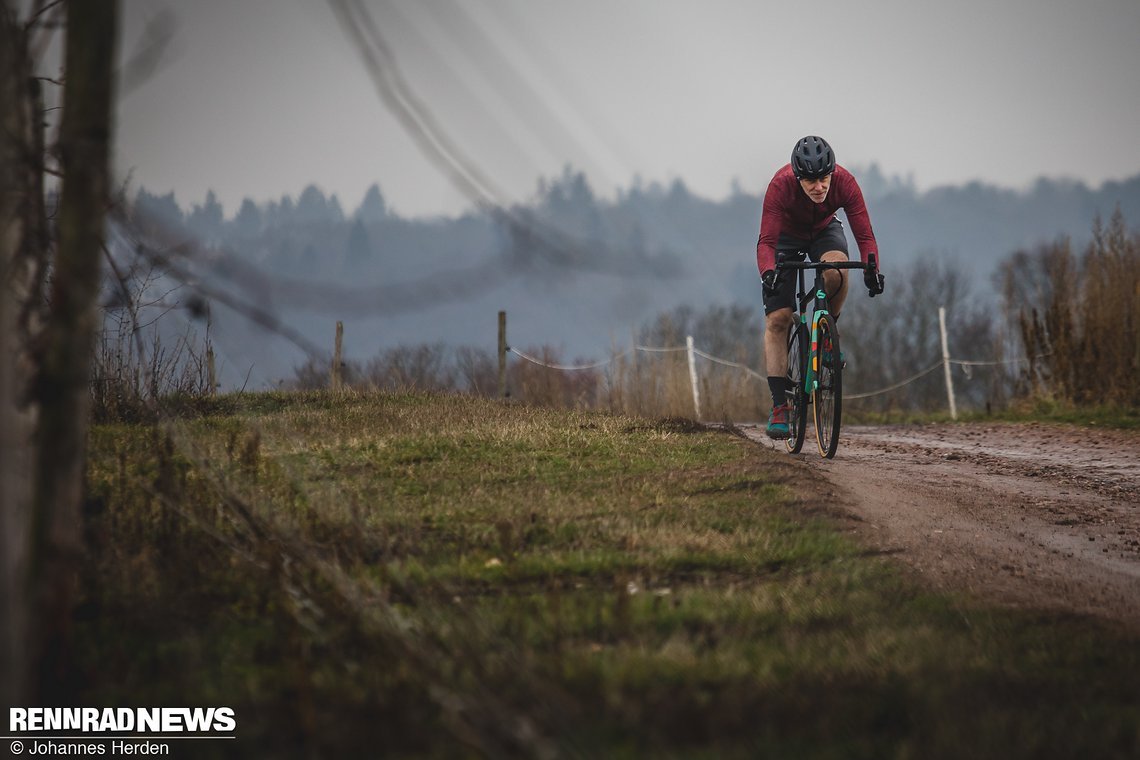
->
[812, 313, 842, 458]
[785, 322, 808, 454]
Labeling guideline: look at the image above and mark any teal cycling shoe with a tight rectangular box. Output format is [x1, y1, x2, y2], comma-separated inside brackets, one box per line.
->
[766, 403, 790, 440]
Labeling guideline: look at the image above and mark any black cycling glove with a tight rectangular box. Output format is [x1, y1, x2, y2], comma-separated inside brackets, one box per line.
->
[864, 256, 885, 297]
[761, 269, 779, 297]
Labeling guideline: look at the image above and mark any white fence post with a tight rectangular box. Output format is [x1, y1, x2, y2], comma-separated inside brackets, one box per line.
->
[938, 306, 958, 420]
[686, 335, 701, 421]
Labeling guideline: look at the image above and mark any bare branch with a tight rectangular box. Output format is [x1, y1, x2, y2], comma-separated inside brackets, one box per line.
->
[23, 0, 65, 33]
[100, 240, 149, 378]
[28, 3, 65, 64]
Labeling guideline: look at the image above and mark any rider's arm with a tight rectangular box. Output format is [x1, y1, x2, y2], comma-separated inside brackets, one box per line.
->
[756, 176, 787, 275]
[835, 168, 879, 267]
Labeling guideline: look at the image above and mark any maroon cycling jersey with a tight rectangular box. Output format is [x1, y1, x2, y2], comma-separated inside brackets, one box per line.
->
[755, 164, 879, 274]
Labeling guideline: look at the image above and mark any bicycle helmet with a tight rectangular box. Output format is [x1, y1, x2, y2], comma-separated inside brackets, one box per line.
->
[790, 136, 835, 180]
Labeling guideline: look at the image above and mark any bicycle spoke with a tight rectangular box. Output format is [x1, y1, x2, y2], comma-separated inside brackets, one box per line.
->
[812, 314, 843, 458]
[784, 323, 808, 453]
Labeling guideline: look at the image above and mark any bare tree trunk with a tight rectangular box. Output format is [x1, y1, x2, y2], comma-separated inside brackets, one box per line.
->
[30, 0, 118, 698]
[1, 2, 45, 709]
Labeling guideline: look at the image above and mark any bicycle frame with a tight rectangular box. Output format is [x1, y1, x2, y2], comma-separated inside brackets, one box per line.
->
[776, 259, 868, 396]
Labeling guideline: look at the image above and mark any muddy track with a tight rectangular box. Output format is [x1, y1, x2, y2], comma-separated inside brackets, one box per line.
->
[737, 422, 1140, 629]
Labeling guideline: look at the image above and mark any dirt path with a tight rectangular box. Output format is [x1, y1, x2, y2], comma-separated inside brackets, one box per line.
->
[737, 421, 1140, 629]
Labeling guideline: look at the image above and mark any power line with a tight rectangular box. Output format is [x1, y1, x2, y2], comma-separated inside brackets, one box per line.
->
[328, 0, 688, 281]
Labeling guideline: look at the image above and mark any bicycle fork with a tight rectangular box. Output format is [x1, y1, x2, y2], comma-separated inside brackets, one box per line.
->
[803, 289, 829, 396]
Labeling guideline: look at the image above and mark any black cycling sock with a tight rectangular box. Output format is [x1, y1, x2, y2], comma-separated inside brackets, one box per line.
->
[767, 376, 790, 406]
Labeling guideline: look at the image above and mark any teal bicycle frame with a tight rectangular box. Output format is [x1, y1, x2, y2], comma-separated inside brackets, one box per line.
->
[775, 257, 870, 458]
[778, 259, 866, 394]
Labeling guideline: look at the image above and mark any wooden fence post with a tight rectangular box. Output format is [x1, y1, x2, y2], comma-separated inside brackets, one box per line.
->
[332, 320, 343, 391]
[498, 310, 507, 398]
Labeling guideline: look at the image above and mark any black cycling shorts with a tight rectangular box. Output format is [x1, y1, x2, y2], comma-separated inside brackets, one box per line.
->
[763, 218, 850, 314]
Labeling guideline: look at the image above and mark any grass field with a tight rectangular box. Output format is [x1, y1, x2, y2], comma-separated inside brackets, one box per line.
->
[80, 391, 1140, 758]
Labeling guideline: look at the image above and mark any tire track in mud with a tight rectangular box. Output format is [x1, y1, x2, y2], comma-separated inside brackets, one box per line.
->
[737, 422, 1140, 629]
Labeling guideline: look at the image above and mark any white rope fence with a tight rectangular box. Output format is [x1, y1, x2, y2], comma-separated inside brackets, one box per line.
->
[508, 330, 1038, 421]
[506, 347, 626, 371]
[691, 348, 766, 381]
[510, 345, 1026, 394]
[508, 344, 686, 370]
[843, 362, 944, 400]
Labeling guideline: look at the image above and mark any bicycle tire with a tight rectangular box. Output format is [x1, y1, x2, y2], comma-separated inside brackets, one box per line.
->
[785, 322, 808, 454]
[812, 313, 842, 458]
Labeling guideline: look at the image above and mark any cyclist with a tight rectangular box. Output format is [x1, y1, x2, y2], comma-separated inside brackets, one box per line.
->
[756, 136, 885, 439]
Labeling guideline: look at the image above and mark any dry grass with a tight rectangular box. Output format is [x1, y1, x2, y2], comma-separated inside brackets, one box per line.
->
[76, 390, 1140, 758]
[1002, 210, 1140, 407]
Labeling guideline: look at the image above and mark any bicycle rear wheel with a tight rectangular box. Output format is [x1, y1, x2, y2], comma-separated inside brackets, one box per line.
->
[812, 313, 842, 458]
[785, 322, 808, 453]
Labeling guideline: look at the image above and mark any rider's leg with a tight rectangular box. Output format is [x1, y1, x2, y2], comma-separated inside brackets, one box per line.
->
[764, 307, 793, 402]
[764, 306, 795, 437]
[820, 249, 850, 317]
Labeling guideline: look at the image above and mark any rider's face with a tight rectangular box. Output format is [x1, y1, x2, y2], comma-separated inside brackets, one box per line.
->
[799, 174, 832, 204]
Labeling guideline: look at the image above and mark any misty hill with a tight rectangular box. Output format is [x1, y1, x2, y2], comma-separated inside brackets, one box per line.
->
[130, 167, 1140, 389]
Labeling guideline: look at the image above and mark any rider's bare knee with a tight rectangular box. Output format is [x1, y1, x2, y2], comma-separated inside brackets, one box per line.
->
[766, 308, 793, 334]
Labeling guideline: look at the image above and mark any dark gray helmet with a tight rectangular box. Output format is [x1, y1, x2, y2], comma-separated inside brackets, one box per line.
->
[790, 136, 835, 179]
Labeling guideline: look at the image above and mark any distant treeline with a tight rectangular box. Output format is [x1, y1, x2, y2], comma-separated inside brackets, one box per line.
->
[132, 165, 1140, 287]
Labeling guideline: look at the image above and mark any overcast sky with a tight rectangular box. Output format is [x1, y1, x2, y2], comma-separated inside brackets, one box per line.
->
[115, 0, 1140, 219]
